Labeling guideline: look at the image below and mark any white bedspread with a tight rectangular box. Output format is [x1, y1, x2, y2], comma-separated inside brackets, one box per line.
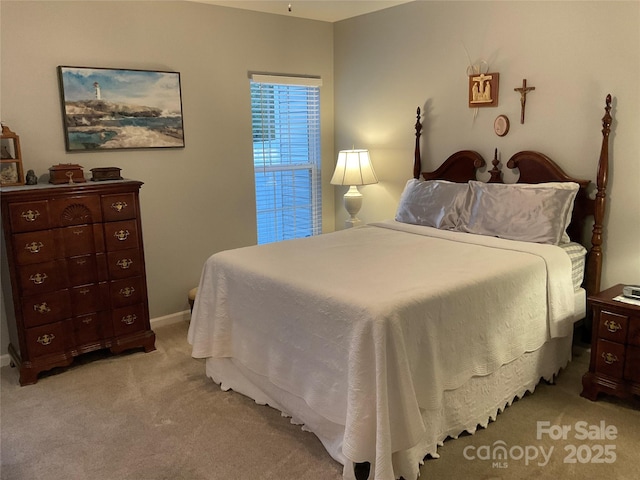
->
[188, 220, 575, 480]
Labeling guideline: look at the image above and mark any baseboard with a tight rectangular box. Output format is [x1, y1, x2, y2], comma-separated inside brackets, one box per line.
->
[150, 309, 191, 329]
[0, 310, 191, 368]
[1, 353, 10, 368]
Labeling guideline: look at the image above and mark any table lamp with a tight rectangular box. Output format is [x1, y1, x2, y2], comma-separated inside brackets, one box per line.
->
[330, 149, 378, 228]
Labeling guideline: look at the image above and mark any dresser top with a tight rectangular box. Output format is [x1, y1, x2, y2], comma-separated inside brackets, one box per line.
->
[1, 179, 143, 200]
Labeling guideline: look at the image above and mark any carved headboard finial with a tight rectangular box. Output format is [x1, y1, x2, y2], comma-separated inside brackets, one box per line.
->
[414, 107, 423, 179]
[488, 148, 502, 183]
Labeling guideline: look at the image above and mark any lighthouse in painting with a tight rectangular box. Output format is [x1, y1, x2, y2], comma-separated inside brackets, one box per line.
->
[93, 81, 101, 100]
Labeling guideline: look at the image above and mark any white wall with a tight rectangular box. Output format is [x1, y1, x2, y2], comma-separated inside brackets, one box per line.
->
[0, 1, 334, 358]
[334, 0, 640, 291]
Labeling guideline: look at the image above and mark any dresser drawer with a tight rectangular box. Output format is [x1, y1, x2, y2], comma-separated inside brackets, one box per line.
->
[595, 339, 626, 379]
[107, 249, 143, 279]
[109, 276, 143, 308]
[111, 304, 146, 337]
[597, 310, 628, 342]
[25, 321, 67, 358]
[13, 230, 56, 265]
[104, 220, 139, 252]
[73, 312, 109, 346]
[59, 223, 104, 257]
[21, 290, 72, 328]
[50, 195, 102, 226]
[17, 260, 68, 296]
[66, 253, 107, 285]
[9, 200, 51, 232]
[101, 193, 137, 222]
[70, 282, 108, 316]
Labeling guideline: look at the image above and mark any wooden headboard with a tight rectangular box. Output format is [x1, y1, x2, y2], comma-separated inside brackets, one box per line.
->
[412, 94, 613, 297]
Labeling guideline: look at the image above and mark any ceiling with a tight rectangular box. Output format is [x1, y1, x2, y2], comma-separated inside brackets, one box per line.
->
[190, 0, 414, 23]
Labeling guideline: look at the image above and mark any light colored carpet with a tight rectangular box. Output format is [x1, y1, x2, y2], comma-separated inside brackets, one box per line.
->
[1, 321, 638, 480]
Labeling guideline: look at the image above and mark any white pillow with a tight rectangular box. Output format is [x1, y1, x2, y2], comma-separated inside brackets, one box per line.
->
[456, 181, 580, 244]
[395, 179, 469, 230]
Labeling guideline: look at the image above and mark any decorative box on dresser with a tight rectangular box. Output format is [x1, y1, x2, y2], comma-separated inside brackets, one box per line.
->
[0, 180, 156, 385]
[581, 284, 640, 401]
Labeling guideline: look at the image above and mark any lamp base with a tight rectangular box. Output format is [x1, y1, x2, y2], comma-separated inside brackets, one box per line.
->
[345, 217, 363, 228]
[343, 185, 363, 229]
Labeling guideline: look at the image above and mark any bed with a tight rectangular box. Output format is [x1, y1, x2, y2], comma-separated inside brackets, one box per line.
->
[188, 94, 613, 480]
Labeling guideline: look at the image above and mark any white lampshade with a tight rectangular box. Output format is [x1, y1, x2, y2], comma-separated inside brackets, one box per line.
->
[330, 149, 378, 186]
[331, 149, 378, 228]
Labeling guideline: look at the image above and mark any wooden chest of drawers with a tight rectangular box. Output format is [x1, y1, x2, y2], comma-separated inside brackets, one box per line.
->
[581, 284, 640, 401]
[1, 180, 155, 385]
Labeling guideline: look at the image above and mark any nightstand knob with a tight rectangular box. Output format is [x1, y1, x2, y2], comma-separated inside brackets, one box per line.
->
[25, 241, 44, 253]
[29, 273, 48, 285]
[604, 319, 622, 333]
[601, 352, 619, 365]
[37, 334, 55, 346]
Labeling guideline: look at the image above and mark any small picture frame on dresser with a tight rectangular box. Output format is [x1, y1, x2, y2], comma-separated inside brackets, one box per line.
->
[1, 125, 25, 186]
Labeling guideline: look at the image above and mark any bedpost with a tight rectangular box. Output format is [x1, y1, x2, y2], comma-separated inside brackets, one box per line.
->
[414, 107, 423, 179]
[585, 94, 612, 297]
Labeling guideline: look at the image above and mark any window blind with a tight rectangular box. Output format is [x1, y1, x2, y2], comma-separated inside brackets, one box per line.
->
[250, 75, 322, 244]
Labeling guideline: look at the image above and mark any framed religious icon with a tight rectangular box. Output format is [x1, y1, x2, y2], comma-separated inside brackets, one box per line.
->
[468, 72, 499, 108]
[1, 125, 25, 186]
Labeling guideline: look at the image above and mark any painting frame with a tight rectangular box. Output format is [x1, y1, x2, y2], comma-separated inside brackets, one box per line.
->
[468, 72, 499, 108]
[57, 66, 185, 151]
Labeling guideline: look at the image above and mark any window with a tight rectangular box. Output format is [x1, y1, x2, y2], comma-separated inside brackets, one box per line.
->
[250, 74, 322, 244]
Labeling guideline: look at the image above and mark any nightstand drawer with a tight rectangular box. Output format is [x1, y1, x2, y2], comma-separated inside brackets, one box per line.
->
[628, 317, 640, 347]
[624, 345, 640, 383]
[595, 339, 625, 379]
[597, 310, 628, 342]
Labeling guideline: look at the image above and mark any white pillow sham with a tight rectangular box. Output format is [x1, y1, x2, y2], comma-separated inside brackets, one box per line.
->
[395, 179, 468, 230]
[456, 181, 580, 245]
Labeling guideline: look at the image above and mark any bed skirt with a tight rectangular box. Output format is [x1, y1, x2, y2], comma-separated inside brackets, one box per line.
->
[204, 334, 573, 480]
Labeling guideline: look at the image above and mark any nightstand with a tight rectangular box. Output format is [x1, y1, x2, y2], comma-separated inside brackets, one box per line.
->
[581, 284, 640, 401]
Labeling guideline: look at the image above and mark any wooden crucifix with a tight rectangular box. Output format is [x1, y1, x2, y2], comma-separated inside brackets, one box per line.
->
[514, 79, 535, 124]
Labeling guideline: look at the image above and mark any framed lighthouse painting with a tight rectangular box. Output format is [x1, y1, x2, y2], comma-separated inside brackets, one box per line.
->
[57, 66, 185, 151]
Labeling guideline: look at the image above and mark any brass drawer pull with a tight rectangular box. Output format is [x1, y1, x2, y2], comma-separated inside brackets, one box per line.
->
[121, 314, 137, 325]
[114, 229, 130, 241]
[111, 201, 128, 212]
[82, 317, 93, 324]
[37, 334, 55, 346]
[29, 273, 48, 285]
[33, 302, 51, 314]
[601, 352, 619, 365]
[119, 286, 135, 298]
[79, 288, 90, 295]
[25, 241, 44, 253]
[604, 319, 622, 333]
[117, 258, 133, 269]
[21, 210, 41, 222]
[72, 229, 84, 236]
